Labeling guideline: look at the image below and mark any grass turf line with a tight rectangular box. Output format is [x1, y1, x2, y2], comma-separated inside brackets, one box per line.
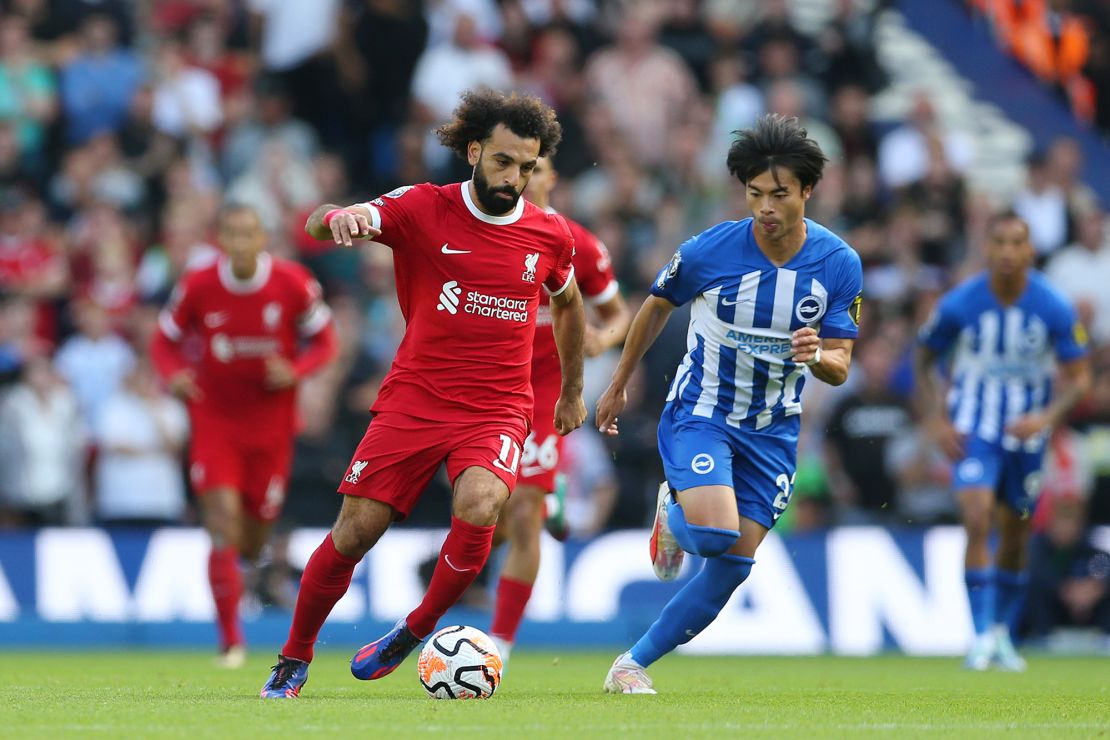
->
[2, 652, 1107, 738]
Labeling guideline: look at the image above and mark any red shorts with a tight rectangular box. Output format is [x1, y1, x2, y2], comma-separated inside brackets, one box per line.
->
[517, 363, 563, 492]
[189, 416, 293, 523]
[338, 411, 528, 518]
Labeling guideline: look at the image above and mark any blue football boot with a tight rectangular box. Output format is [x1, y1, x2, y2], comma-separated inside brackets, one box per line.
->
[351, 619, 423, 680]
[259, 655, 309, 698]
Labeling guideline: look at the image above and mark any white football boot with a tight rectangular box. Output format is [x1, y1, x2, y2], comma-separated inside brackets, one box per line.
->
[650, 483, 683, 582]
[963, 631, 994, 672]
[991, 624, 1027, 672]
[603, 652, 656, 694]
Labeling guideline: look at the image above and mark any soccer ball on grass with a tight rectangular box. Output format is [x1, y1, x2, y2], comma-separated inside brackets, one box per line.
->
[417, 625, 503, 699]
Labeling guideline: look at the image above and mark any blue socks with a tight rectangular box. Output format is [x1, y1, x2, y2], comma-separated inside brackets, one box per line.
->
[964, 568, 994, 635]
[630, 553, 755, 668]
[666, 496, 739, 557]
[994, 569, 1028, 632]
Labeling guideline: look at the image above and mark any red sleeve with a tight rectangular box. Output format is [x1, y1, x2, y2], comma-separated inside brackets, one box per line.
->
[294, 268, 331, 337]
[151, 278, 195, 379]
[356, 183, 424, 248]
[543, 214, 576, 296]
[293, 321, 338, 378]
[157, 278, 194, 343]
[569, 222, 618, 303]
[150, 320, 189, 380]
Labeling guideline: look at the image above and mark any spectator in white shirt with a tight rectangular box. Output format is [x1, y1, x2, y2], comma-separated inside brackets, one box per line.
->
[1046, 207, 1110, 344]
[1013, 151, 1069, 260]
[151, 39, 223, 139]
[877, 92, 973, 190]
[0, 354, 86, 526]
[95, 359, 189, 526]
[54, 297, 135, 429]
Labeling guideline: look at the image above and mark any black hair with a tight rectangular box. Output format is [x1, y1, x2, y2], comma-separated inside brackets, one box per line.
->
[988, 208, 1030, 237]
[218, 201, 262, 227]
[436, 88, 562, 159]
[726, 114, 828, 190]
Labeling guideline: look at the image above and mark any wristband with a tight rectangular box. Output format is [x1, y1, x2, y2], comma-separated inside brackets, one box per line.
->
[805, 346, 822, 367]
[323, 208, 349, 228]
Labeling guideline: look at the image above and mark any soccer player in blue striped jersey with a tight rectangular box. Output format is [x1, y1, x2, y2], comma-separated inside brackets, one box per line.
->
[916, 211, 1091, 672]
[595, 114, 862, 694]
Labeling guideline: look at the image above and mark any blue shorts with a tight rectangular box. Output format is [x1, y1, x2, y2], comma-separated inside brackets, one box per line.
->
[657, 404, 797, 530]
[953, 435, 1045, 516]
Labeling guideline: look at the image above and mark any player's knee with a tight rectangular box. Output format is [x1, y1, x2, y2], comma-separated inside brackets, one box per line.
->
[453, 480, 509, 526]
[686, 523, 741, 558]
[963, 514, 991, 542]
[508, 492, 543, 537]
[455, 494, 503, 526]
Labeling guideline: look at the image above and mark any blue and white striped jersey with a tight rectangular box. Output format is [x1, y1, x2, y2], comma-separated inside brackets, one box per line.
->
[651, 218, 863, 438]
[919, 271, 1088, 450]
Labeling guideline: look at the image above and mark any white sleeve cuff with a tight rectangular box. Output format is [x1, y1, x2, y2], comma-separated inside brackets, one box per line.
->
[158, 311, 183, 342]
[298, 303, 332, 337]
[357, 203, 382, 230]
[545, 266, 575, 297]
[586, 279, 619, 306]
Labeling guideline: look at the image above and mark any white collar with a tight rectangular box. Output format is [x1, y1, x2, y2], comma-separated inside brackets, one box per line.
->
[218, 252, 272, 294]
[461, 180, 525, 225]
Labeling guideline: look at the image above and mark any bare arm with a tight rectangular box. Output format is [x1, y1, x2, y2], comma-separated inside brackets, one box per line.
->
[550, 279, 587, 436]
[304, 203, 379, 246]
[584, 291, 632, 357]
[1007, 356, 1093, 440]
[914, 344, 964, 460]
[791, 328, 854, 386]
[595, 295, 676, 434]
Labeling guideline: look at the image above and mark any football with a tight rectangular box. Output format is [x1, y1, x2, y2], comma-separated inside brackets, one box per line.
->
[417, 625, 503, 699]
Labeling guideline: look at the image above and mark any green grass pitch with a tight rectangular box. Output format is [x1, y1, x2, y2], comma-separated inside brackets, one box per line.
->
[2, 651, 1107, 737]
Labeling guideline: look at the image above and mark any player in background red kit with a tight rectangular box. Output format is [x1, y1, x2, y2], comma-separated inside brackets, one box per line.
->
[488, 155, 631, 664]
[260, 90, 587, 699]
[150, 205, 338, 667]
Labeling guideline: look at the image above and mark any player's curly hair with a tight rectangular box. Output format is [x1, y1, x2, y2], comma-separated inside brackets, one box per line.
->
[436, 88, 562, 159]
[726, 114, 828, 190]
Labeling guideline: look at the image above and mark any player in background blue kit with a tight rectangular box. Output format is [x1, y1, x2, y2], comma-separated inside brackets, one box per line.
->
[595, 114, 862, 694]
[916, 212, 1091, 672]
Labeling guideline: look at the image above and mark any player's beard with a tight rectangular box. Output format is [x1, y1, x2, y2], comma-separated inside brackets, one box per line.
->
[473, 166, 521, 215]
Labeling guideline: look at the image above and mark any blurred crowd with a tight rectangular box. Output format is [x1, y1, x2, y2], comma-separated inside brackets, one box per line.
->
[0, 0, 1107, 610]
[966, 0, 1110, 135]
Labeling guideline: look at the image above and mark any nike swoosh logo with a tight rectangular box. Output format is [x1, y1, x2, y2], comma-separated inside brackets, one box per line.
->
[720, 297, 752, 307]
[444, 554, 472, 573]
[685, 629, 697, 637]
[441, 243, 471, 254]
[204, 312, 228, 327]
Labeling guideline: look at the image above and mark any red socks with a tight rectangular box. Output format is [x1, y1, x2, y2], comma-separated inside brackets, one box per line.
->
[407, 516, 496, 639]
[490, 576, 533, 643]
[208, 546, 243, 650]
[282, 532, 361, 662]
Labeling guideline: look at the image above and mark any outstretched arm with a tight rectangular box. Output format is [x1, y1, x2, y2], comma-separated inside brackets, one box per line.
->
[595, 295, 675, 434]
[304, 204, 381, 247]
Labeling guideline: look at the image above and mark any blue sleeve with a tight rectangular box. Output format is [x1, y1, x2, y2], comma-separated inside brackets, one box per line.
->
[1046, 293, 1089, 362]
[820, 248, 863, 339]
[918, 293, 962, 354]
[649, 233, 709, 306]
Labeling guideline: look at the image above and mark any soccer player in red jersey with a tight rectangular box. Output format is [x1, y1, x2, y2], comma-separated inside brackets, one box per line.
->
[488, 155, 631, 663]
[150, 204, 338, 667]
[260, 90, 587, 699]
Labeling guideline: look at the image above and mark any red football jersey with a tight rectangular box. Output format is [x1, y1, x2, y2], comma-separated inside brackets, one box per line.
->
[532, 213, 618, 380]
[359, 181, 575, 428]
[157, 253, 331, 436]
